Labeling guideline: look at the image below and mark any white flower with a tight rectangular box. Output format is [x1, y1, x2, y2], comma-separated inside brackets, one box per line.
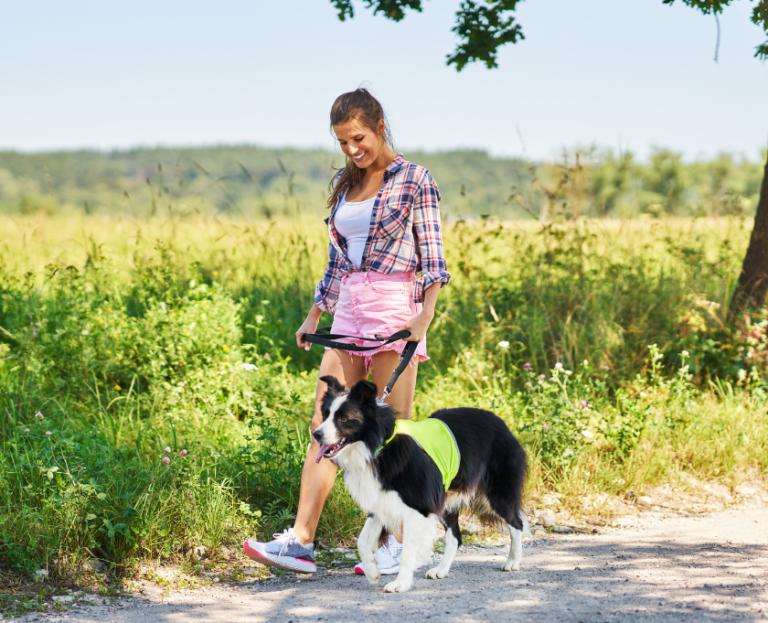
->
[555, 362, 563, 369]
[681, 350, 689, 356]
[639, 392, 647, 398]
[583, 359, 588, 366]
[239, 363, 258, 372]
[565, 370, 572, 375]
[498, 341, 510, 350]
[582, 430, 594, 439]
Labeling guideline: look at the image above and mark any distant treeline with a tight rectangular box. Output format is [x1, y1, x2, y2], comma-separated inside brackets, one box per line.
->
[0, 145, 763, 219]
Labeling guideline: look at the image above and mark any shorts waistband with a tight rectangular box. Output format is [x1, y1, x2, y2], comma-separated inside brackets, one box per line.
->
[341, 271, 416, 285]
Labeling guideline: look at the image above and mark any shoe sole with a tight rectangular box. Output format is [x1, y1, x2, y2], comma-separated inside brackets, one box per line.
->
[243, 541, 317, 574]
[354, 564, 399, 575]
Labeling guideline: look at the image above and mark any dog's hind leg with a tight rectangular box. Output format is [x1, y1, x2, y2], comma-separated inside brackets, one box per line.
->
[502, 523, 523, 571]
[426, 511, 461, 580]
[358, 514, 383, 587]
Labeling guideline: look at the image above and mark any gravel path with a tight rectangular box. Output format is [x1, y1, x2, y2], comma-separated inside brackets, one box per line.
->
[27, 505, 768, 623]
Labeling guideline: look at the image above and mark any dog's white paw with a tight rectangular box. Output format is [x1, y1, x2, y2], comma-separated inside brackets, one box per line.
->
[363, 565, 380, 587]
[501, 560, 521, 572]
[383, 579, 412, 593]
[426, 566, 448, 580]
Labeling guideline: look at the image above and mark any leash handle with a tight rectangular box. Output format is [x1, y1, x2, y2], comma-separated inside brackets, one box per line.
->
[303, 326, 412, 352]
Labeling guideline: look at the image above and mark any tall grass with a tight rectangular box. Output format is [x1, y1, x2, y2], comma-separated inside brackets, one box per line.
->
[0, 213, 766, 581]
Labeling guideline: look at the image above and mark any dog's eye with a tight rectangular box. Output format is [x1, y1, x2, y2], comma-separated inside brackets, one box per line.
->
[338, 415, 348, 422]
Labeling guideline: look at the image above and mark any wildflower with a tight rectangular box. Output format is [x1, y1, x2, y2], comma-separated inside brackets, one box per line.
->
[538, 379, 544, 385]
[45, 431, 52, 436]
[582, 430, 594, 439]
[539, 374, 546, 379]
[681, 350, 689, 356]
[464, 352, 472, 360]
[180, 449, 188, 456]
[64, 414, 69, 419]
[114, 466, 119, 471]
[525, 382, 532, 388]
[24, 428, 29, 433]
[81, 329, 89, 336]
[583, 359, 588, 366]
[523, 363, 531, 370]
[555, 362, 563, 369]
[35, 412, 43, 420]
[549, 377, 557, 383]
[114, 384, 121, 391]
[239, 363, 258, 372]
[580, 400, 587, 407]
[542, 423, 550, 430]
[162, 457, 170, 464]
[165, 446, 171, 453]
[565, 370, 572, 375]
[263, 353, 270, 360]
[639, 392, 647, 398]
[188, 494, 193, 501]
[223, 346, 229, 352]
[186, 507, 192, 512]
[497, 341, 510, 350]
[603, 365, 609, 371]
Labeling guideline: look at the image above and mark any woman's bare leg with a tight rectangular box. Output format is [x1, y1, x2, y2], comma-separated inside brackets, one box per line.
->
[292, 349, 367, 544]
[370, 350, 419, 419]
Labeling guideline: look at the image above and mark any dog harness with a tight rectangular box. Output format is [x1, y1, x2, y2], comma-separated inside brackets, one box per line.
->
[383, 418, 460, 491]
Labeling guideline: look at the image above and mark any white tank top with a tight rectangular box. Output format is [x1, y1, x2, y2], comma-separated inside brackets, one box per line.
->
[334, 194, 376, 269]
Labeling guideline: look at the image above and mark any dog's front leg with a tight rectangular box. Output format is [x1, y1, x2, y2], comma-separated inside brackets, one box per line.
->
[358, 515, 382, 587]
[383, 512, 427, 593]
[502, 523, 523, 571]
[427, 512, 460, 580]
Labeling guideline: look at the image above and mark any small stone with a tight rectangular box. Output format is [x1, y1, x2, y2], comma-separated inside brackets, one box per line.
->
[33, 569, 49, 581]
[87, 559, 106, 573]
[637, 496, 654, 508]
[193, 545, 208, 559]
[539, 509, 557, 528]
[551, 526, 575, 534]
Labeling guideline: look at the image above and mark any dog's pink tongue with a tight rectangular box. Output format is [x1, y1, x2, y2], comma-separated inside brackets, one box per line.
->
[316, 444, 331, 464]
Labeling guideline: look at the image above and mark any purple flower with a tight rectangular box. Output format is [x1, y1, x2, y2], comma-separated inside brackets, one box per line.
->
[555, 362, 563, 369]
[603, 365, 609, 371]
[523, 363, 531, 370]
[188, 494, 193, 501]
[580, 400, 588, 407]
[45, 431, 52, 436]
[180, 449, 188, 456]
[539, 374, 546, 379]
[35, 412, 43, 420]
[162, 457, 170, 464]
[165, 446, 171, 453]
[525, 382, 532, 388]
[538, 379, 544, 385]
[24, 428, 29, 433]
[542, 423, 550, 430]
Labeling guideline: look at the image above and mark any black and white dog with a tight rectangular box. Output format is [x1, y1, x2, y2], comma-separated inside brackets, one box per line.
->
[313, 376, 527, 593]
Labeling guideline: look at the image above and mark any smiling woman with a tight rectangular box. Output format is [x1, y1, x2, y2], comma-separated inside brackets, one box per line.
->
[243, 88, 452, 578]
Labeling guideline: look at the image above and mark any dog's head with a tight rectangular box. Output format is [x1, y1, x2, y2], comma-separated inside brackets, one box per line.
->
[312, 376, 394, 463]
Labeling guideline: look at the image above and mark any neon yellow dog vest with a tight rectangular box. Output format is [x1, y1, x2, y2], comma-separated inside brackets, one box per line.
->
[383, 419, 461, 491]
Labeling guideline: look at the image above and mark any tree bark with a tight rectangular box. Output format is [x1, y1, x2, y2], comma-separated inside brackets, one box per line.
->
[729, 152, 768, 318]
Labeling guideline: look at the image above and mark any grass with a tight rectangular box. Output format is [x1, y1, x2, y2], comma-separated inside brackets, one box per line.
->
[0, 212, 766, 589]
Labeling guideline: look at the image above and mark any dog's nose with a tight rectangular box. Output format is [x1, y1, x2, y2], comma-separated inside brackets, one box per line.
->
[312, 429, 323, 444]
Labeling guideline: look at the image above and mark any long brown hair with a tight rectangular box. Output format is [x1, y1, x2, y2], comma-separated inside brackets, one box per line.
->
[327, 88, 394, 209]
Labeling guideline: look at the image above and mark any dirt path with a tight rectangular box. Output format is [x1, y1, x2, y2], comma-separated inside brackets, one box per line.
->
[27, 505, 768, 623]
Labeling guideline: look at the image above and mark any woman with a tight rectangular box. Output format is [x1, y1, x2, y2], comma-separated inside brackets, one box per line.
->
[244, 88, 450, 575]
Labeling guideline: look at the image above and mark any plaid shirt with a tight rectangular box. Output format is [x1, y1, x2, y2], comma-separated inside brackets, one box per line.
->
[314, 154, 451, 315]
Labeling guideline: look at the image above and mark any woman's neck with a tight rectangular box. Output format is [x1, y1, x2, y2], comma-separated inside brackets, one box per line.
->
[362, 146, 397, 180]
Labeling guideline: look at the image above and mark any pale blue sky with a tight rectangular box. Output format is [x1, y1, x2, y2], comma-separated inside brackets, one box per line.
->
[1, 0, 766, 160]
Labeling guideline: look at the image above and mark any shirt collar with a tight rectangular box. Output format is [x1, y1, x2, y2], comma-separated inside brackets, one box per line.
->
[384, 154, 406, 178]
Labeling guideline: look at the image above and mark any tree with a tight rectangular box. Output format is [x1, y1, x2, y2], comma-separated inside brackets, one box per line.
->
[331, 0, 768, 314]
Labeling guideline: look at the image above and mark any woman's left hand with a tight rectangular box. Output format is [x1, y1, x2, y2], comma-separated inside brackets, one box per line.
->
[401, 310, 434, 343]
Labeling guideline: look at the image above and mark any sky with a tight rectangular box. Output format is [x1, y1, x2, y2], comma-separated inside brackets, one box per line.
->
[1, 0, 767, 161]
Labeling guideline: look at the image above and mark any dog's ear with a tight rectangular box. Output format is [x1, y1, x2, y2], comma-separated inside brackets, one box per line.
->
[349, 379, 378, 405]
[320, 375, 346, 396]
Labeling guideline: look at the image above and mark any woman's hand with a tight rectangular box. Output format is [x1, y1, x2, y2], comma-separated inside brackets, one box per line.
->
[296, 304, 323, 351]
[401, 309, 434, 343]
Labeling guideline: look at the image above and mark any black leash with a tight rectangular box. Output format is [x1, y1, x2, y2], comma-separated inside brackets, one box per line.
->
[303, 326, 419, 400]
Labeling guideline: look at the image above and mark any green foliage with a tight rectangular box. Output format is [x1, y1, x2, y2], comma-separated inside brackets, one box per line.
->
[0, 146, 763, 220]
[0, 213, 767, 583]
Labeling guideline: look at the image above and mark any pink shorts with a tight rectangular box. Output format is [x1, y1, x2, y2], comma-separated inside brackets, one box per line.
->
[329, 271, 428, 371]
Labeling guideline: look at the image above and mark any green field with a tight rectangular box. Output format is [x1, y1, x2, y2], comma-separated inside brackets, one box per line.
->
[1, 213, 767, 587]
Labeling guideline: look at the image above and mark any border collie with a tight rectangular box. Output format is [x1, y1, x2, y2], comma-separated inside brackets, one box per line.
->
[313, 376, 527, 593]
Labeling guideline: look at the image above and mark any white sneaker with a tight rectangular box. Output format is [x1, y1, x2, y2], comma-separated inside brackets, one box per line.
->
[354, 535, 402, 575]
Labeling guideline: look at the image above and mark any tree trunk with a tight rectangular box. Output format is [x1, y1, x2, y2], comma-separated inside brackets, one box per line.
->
[729, 152, 768, 318]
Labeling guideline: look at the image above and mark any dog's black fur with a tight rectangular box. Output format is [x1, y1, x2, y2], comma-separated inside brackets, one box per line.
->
[315, 375, 527, 584]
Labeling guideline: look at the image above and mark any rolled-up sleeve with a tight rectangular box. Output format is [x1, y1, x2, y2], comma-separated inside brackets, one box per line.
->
[314, 242, 343, 314]
[412, 172, 451, 302]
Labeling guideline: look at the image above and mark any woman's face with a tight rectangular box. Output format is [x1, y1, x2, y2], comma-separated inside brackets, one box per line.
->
[333, 117, 386, 169]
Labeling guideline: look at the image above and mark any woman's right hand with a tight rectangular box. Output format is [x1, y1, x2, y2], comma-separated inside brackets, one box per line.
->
[296, 306, 322, 351]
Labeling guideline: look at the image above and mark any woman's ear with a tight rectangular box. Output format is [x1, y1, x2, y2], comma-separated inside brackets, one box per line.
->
[377, 118, 386, 137]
